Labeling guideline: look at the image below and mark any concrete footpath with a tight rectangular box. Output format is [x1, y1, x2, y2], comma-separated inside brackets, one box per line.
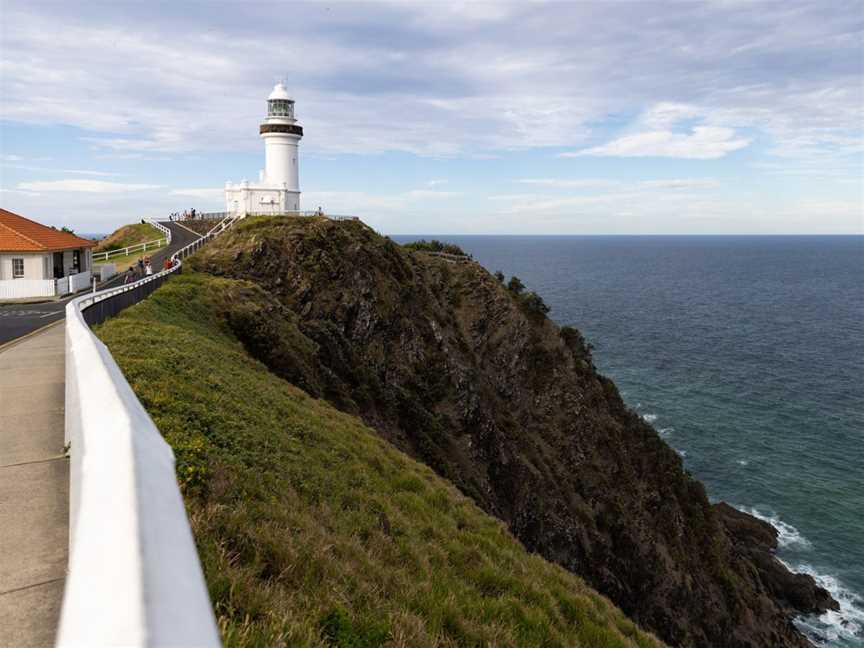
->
[0, 322, 68, 647]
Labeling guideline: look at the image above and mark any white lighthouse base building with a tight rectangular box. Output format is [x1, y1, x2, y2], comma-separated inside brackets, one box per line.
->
[224, 180, 299, 216]
[226, 83, 303, 217]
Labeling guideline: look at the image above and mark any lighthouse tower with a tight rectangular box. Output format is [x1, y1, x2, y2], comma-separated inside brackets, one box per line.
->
[225, 83, 304, 216]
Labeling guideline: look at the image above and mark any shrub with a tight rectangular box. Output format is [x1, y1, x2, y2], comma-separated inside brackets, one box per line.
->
[402, 239, 467, 256]
[494, 270, 505, 283]
[520, 291, 550, 317]
[560, 326, 593, 361]
[507, 276, 525, 295]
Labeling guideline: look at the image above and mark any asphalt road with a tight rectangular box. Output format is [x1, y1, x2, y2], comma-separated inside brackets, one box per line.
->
[0, 222, 201, 347]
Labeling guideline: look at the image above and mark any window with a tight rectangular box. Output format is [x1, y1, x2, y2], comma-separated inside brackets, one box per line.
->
[12, 258, 24, 279]
[268, 99, 294, 118]
[72, 250, 81, 272]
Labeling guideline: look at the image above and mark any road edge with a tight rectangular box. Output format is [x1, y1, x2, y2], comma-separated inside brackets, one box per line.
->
[0, 318, 64, 355]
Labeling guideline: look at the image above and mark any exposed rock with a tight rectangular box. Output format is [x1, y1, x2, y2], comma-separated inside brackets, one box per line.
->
[714, 502, 837, 616]
[191, 216, 836, 648]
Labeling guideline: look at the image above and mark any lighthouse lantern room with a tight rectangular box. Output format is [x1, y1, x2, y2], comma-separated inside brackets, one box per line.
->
[225, 83, 304, 217]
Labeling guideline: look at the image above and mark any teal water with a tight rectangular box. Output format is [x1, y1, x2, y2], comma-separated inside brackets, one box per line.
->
[394, 235, 864, 646]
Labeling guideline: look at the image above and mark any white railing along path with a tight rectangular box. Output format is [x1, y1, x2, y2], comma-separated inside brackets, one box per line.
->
[58, 213, 240, 647]
[92, 238, 168, 262]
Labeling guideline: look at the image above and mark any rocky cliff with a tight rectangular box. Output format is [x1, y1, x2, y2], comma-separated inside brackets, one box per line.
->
[190, 215, 835, 647]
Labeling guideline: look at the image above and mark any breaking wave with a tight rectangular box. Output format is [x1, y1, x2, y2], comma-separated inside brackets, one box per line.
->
[782, 560, 864, 646]
[740, 506, 812, 550]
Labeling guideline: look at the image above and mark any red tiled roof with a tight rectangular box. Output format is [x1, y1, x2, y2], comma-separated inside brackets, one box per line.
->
[0, 208, 95, 252]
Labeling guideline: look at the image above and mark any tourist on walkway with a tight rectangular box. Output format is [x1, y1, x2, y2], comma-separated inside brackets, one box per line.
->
[163, 257, 173, 271]
[145, 261, 153, 276]
[124, 268, 135, 285]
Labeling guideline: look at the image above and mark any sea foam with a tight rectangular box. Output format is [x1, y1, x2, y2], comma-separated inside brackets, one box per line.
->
[736, 507, 864, 645]
[740, 506, 812, 550]
[781, 560, 864, 646]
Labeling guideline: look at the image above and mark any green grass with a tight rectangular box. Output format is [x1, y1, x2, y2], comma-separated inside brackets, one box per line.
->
[95, 223, 164, 252]
[95, 272, 665, 648]
[95, 243, 167, 272]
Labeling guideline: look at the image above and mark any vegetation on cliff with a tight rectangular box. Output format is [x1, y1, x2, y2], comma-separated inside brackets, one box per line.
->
[99, 215, 835, 647]
[176, 215, 834, 648]
[96, 273, 665, 647]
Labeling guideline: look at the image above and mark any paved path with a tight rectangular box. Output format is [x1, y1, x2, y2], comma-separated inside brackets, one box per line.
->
[0, 221, 205, 645]
[0, 322, 68, 647]
[0, 221, 201, 347]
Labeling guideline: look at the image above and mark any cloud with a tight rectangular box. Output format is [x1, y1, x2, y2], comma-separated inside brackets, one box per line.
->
[638, 178, 720, 190]
[0, 187, 41, 197]
[303, 188, 462, 215]
[17, 180, 162, 192]
[0, 0, 861, 234]
[567, 126, 751, 160]
[516, 177, 720, 191]
[2, 0, 858, 161]
[518, 178, 622, 189]
[4, 164, 123, 176]
[170, 187, 224, 200]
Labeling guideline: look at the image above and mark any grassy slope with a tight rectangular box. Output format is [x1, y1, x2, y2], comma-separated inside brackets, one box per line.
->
[94, 223, 164, 252]
[98, 247, 165, 272]
[178, 219, 221, 236]
[96, 272, 665, 648]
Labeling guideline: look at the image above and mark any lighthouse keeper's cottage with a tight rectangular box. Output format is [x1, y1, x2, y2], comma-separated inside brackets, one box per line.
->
[0, 208, 95, 301]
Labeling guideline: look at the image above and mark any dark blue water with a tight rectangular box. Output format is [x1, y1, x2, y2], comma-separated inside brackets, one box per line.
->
[394, 235, 864, 646]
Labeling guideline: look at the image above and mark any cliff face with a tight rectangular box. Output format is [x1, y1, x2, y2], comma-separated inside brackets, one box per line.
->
[190, 216, 835, 647]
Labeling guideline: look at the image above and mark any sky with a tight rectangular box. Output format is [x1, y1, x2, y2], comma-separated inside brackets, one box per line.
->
[1, 0, 862, 235]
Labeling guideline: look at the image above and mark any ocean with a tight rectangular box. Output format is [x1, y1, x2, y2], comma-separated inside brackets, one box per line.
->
[393, 235, 864, 647]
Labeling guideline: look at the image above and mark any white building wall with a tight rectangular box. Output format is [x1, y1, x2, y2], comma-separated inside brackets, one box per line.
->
[225, 183, 300, 216]
[263, 135, 300, 191]
[0, 253, 50, 280]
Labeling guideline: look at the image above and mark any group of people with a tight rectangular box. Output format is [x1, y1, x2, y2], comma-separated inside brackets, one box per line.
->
[123, 255, 174, 284]
[168, 208, 198, 221]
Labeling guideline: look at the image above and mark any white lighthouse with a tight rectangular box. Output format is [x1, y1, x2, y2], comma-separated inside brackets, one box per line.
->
[225, 83, 303, 216]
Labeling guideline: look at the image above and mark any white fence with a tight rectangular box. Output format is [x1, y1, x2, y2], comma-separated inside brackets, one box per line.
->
[92, 238, 168, 262]
[147, 219, 173, 242]
[0, 278, 56, 300]
[241, 210, 359, 221]
[58, 216, 240, 646]
[54, 270, 91, 297]
[94, 263, 116, 281]
[70, 270, 91, 294]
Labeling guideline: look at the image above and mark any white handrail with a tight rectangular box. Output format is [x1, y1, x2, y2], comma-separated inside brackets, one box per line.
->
[92, 238, 168, 262]
[147, 219, 172, 243]
[58, 217, 241, 647]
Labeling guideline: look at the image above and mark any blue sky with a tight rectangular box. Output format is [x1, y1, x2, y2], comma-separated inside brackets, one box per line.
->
[1, 0, 862, 234]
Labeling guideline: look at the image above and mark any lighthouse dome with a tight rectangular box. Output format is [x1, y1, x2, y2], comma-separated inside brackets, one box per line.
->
[268, 83, 291, 101]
